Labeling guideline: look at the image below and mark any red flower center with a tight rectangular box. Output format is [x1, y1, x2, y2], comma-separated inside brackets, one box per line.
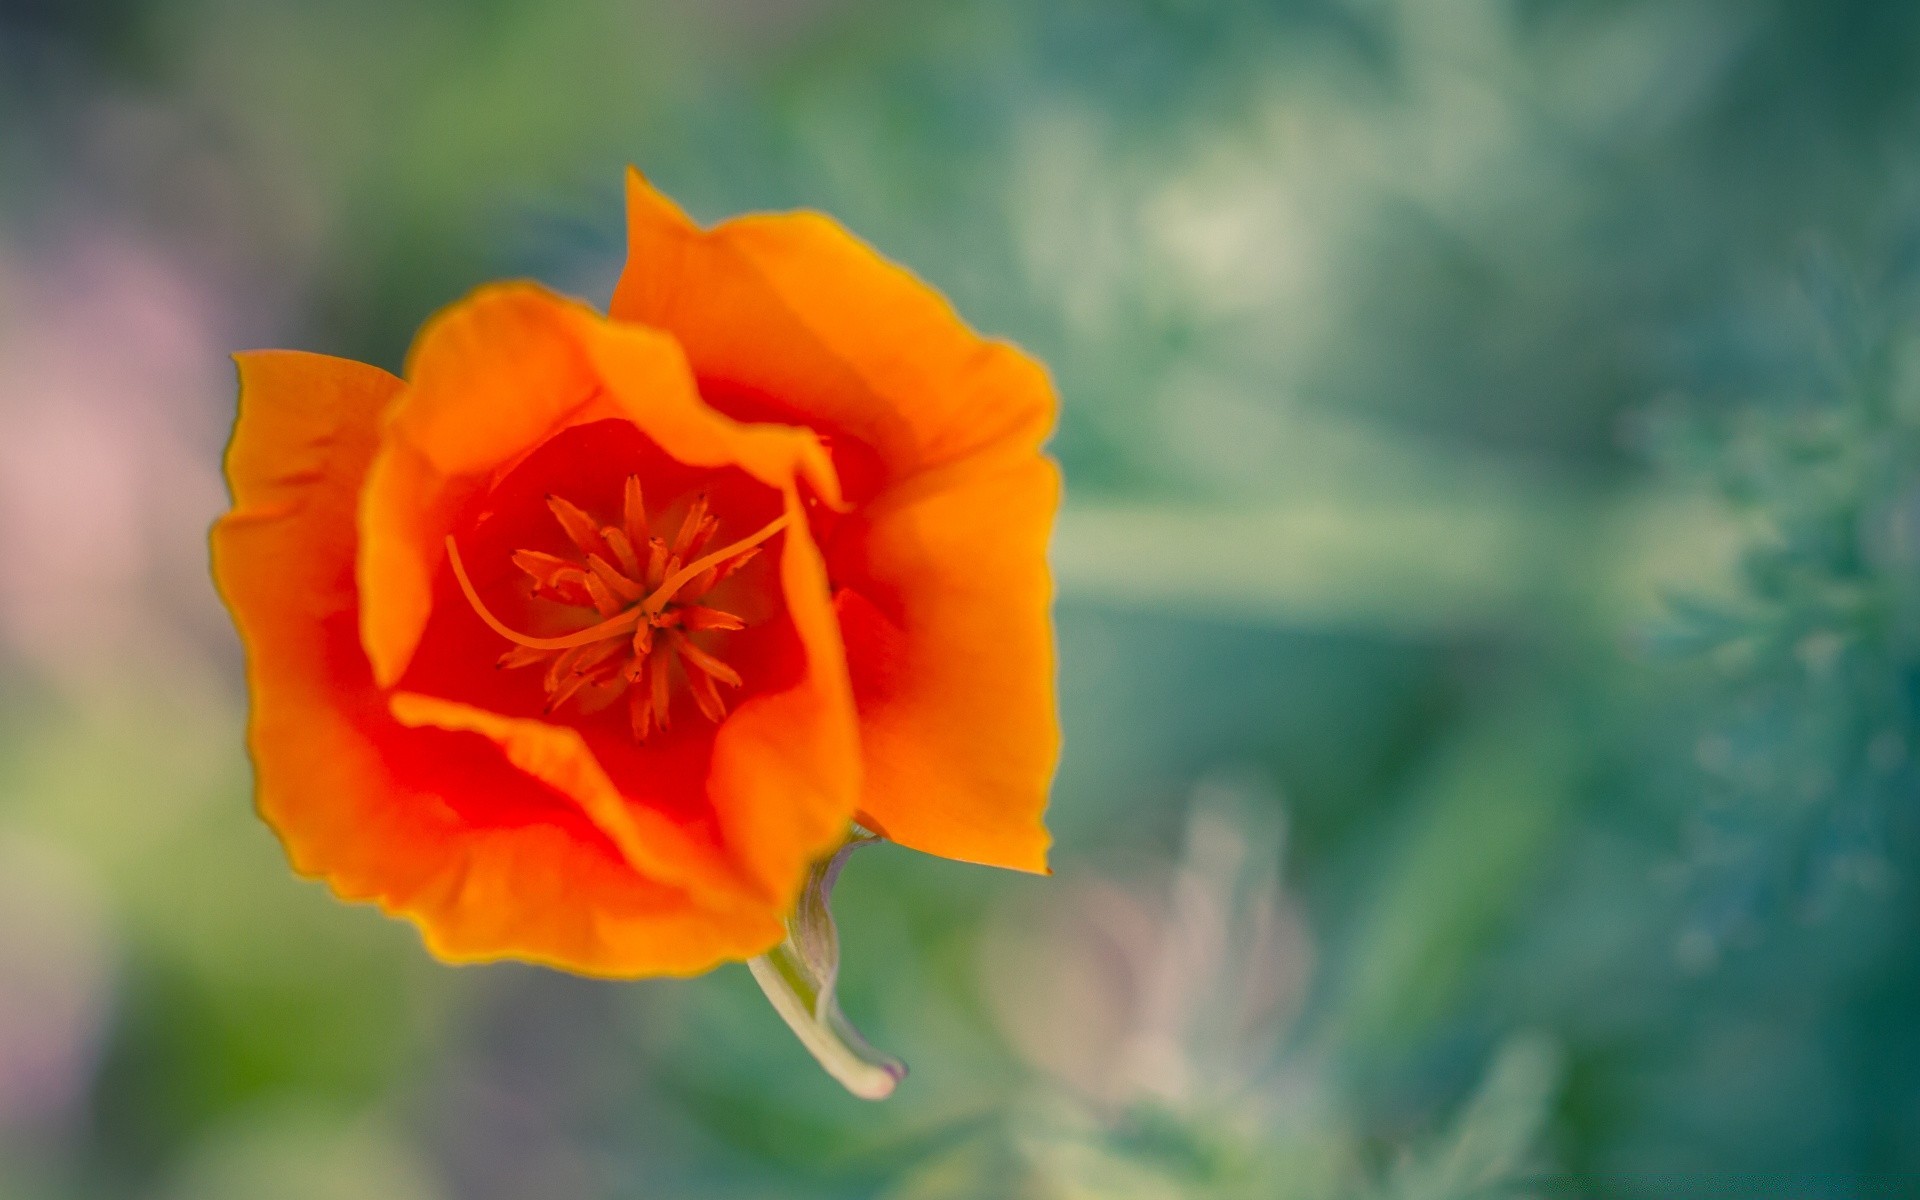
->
[446, 475, 787, 741]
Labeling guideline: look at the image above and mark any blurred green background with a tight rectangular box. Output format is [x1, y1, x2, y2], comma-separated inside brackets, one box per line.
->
[5, 1, 1920, 1196]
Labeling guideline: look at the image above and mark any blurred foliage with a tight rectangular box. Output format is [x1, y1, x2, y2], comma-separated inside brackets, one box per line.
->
[1367, 1035, 1561, 1200]
[5, 0, 1920, 1197]
[1644, 245, 1920, 938]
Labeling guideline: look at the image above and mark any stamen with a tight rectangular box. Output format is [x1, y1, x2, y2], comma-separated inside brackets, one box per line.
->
[688, 546, 761, 598]
[680, 605, 746, 633]
[544, 643, 591, 694]
[447, 536, 643, 650]
[512, 548, 576, 587]
[685, 665, 728, 723]
[672, 494, 711, 556]
[577, 638, 624, 674]
[649, 651, 673, 730]
[547, 494, 608, 557]
[545, 639, 621, 694]
[497, 645, 551, 670]
[687, 516, 718, 558]
[629, 680, 654, 740]
[545, 669, 595, 714]
[671, 629, 743, 688]
[538, 566, 594, 607]
[644, 513, 789, 613]
[623, 475, 648, 545]
[581, 571, 622, 618]
[586, 553, 644, 603]
[603, 527, 642, 580]
[452, 485, 764, 738]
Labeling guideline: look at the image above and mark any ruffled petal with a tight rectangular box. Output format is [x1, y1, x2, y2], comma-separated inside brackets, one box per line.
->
[831, 455, 1061, 872]
[214, 351, 777, 974]
[612, 168, 1055, 488]
[359, 284, 610, 688]
[613, 171, 1060, 870]
[358, 283, 859, 907]
[388, 691, 767, 908]
[359, 280, 840, 684]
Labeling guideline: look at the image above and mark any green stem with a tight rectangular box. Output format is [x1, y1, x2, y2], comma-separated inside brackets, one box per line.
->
[747, 834, 906, 1100]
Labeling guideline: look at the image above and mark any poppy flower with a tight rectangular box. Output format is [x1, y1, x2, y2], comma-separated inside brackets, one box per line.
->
[211, 171, 1060, 1082]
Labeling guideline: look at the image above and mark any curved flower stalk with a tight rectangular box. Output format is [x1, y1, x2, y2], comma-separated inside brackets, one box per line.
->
[747, 832, 905, 1100]
[210, 170, 1059, 1095]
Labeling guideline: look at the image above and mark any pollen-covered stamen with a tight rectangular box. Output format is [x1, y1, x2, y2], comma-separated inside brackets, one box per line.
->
[628, 670, 655, 740]
[497, 644, 550, 671]
[670, 629, 743, 688]
[673, 493, 711, 556]
[448, 543, 643, 650]
[685, 664, 728, 724]
[447, 475, 776, 740]
[586, 553, 644, 603]
[581, 571, 623, 619]
[648, 651, 673, 731]
[623, 476, 649, 545]
[547, 494, 607, 558]
[679, 605, 747, 633]
[546, 668, 598, 714]
[643, 514, 789, 613]
[511, 549, 593, 607]
[645, 538, 670, 588]
[603, 527, 642, 580]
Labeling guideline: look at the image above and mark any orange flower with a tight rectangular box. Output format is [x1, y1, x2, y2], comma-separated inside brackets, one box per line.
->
[211, 170, 1060, 984]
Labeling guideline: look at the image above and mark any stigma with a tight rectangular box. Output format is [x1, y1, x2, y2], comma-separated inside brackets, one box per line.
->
[446, 476, 785, 740]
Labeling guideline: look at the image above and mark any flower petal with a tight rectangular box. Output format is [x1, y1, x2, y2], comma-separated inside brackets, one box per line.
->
[832, 455, 1061, 872]
[359, 280, 839, 687]
[612, 167, 1055, 489]
[358, 283, 860, 907]
[388, 691, 767, 908]
[213, 351, 776, 974]
[359, 284, 606, 689]
[612, 171, 1060, 871]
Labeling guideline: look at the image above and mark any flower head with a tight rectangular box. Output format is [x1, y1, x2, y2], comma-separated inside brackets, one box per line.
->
[211, 171, 1060, 983]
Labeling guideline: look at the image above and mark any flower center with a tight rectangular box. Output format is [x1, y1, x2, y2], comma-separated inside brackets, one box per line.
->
[445, 475, 785, 740]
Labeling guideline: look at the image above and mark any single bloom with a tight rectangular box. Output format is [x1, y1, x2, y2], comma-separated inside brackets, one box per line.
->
[211, 170, 1061, 982]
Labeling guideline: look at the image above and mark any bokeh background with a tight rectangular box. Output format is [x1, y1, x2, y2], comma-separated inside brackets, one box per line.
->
[5, 1, 1920, 1195]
